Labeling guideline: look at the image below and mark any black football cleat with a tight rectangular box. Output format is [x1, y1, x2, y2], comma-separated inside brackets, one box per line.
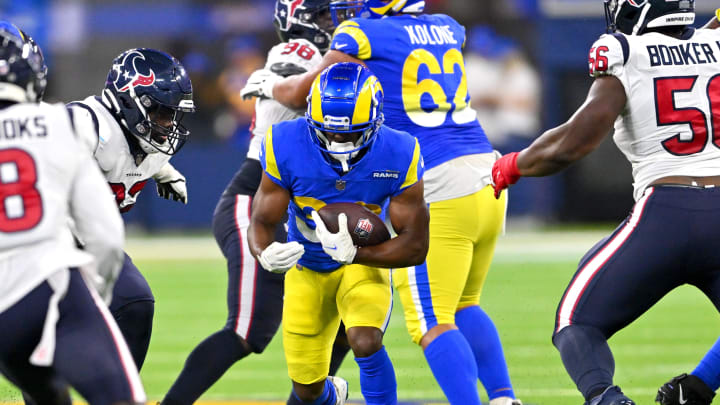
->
[585, 386, 636, 405]
[656, 373, 716, 405]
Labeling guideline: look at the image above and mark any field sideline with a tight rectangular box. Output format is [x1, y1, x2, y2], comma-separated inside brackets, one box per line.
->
[1, 228, 718, 405]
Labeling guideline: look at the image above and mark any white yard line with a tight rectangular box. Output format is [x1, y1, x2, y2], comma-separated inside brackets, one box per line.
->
[126, 229, 612, 263]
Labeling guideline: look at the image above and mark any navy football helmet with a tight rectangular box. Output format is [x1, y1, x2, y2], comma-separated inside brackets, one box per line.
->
[102, 48, 195, 155]
[330, 0, 424, 25]
[0, 22, 48, 100]
[605, 0, 694, 35]
[306, 62, 383, 172]
[274, 0, 335, 52]
[0, 24, 47, 104]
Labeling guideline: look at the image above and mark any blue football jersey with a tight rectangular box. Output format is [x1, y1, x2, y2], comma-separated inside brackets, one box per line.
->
[330, 14, 493, 170]
[259, 118, 423, 272]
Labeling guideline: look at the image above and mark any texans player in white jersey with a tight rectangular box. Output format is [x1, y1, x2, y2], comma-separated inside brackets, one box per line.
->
[0, 25, 145, 405]
[65, 47, 195, 374]
[160, 2, 350, 404]
[492, 1, 720, 404]
[655, 12, 720, 405]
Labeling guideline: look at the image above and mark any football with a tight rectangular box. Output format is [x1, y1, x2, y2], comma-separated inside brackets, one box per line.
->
[317, 202, 391, 247]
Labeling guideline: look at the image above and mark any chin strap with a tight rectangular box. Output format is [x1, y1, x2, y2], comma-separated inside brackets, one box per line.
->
[327, 141, 359, 173]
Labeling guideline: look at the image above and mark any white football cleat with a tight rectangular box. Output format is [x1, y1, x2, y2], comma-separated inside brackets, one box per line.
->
[328, 376, 348, 405]
[489, 397, 523, 405]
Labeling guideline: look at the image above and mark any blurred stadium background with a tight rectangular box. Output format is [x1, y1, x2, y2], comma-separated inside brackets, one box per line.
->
[1, 0, 719, 404]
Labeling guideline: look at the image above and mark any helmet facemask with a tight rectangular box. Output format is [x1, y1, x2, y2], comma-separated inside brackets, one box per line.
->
[132, 93, 193, 155]
[309, 114, 382, 172]
[329, 0, 365, 26]
[604, 0, 619, 33]
[305, 63, 384, 173]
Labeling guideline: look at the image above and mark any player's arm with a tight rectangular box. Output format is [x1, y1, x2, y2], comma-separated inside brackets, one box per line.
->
[272, 50, 364, 110]
[518, 75, 625, 176]
[492, 34, 628, 196]
[241, 21, 370, 109]
[69, 150, 125, 303]
[248, 173, 289, 254]
[493, 76, 625, 196]
[354, 180, 429, 268]
[248, 173, 304, 273]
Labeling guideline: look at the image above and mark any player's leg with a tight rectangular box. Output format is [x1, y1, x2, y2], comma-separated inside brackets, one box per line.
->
[163, 191, 284, 405]
[285, 323, 351, 405]
[339, 264, 396, 405]
[109, 253, 154, 370]
[53, 269, 146, 405]
[1, 269, 145, 405]
[329, 324, 351, 376]
[457, 187, 518, 404]
[657, 220, 720, 405]
[0, 276, 73, 405]
[553, 188, 685, 404]
[393, 195, 481, 405]
[283, 266, 344, 404]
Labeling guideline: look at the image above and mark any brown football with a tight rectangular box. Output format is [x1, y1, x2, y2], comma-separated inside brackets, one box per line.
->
[318, 202, 391, 247]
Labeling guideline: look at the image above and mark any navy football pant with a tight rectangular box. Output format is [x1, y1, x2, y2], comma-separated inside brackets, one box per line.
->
[0, 269, 145, 405]
[109, 253, 155, 370]
[552, 186, 720, 399]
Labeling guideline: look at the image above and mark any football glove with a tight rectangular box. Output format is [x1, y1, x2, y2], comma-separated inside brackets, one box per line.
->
[153, 163, 188, 204]
[258, 241, 305, 274]
[240, 69, 281, 100]
[311, 211, 357, 265]
[656, 373, 715, 405]
[491, 152, 521, 199]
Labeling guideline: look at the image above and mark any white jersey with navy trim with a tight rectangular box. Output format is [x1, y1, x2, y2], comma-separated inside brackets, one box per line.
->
[246, 39, 322, 161]
[0, 102, 124, 313]
[590, 29, 720, 201]
[68, 96, 171, 211]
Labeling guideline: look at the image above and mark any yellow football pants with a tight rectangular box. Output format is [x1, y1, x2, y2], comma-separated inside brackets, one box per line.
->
[283, 263, 392, 384]
[394, 185, 506, 344]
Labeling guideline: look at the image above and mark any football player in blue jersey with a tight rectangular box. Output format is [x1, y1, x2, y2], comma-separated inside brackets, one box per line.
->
[160, 2, 354, 404]
[240, 1, 521, 404]
[248, 62, 429, 405]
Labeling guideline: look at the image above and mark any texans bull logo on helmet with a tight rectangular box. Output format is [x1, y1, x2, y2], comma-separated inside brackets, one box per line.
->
[275, 0, 305, 32]
[112, 50, 156, 93]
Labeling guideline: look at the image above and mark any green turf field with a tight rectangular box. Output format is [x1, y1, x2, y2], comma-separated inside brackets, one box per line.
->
[1, 229, 718, 404]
